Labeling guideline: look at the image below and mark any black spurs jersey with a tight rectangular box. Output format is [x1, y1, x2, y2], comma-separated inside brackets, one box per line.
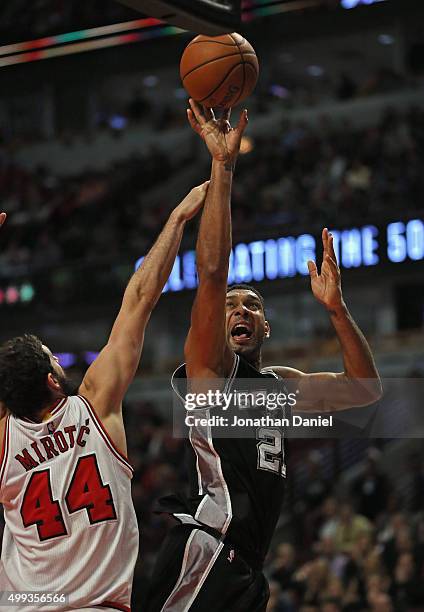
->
[158, 354, 289, 569]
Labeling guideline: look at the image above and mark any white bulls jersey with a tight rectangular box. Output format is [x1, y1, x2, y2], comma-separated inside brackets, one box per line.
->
[0, 395, 138, 612]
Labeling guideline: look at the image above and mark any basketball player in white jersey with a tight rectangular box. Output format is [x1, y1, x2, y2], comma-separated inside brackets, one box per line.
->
[0, 183, 209, 612]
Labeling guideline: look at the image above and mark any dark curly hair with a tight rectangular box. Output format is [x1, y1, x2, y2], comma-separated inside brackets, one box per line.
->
[0, 334, 54, 420]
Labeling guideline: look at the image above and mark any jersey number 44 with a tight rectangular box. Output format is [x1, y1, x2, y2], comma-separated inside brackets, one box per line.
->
[20, 453, 116, 541]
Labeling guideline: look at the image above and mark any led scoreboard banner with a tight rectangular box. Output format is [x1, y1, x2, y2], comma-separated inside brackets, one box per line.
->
[135, 218, 424, 293]
[117, 0, 241, 35]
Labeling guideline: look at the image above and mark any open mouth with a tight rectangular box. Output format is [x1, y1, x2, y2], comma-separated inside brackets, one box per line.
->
[231, 324, 253, 342]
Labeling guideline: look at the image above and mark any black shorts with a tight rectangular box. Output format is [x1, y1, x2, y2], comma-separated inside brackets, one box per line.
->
[146, 524, 269, 612]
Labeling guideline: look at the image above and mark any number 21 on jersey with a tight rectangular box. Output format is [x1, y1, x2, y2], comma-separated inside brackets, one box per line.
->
[256, 428, 286, 477]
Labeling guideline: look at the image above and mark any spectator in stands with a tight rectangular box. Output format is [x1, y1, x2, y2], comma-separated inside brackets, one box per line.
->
[368, 591, 394, 612]
[293, 558, 331, 607]
[366, 573, 392, 610]
[318, 496, 339, 541]
[333, 501, 373, 553]
[266, 580, 285, 612]
[320, 599, 342, 612]
[382, 524, 415, 572]
[392, 551, 423, 609]
[303, 452, 331, 512]
[378, 511, 409, 547]
[351, 448, 390, 520]
[269, 542, 297, 592]
[402, 452, 424, 513]
[1, 105, 424, 273]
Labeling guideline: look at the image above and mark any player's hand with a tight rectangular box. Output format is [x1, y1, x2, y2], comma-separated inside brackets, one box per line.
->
[187, 99, 248, 166]
[307, 228, 343, 311]
[174, 181, 210, 222]
[0, 212, 6, 228]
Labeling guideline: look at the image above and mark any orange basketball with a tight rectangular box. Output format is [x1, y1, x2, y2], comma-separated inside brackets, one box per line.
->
[180, 33, 259, 109]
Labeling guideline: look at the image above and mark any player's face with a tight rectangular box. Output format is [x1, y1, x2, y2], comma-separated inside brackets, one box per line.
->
[42, 345, 77, 396]
[225, 290, 270, 360]
[43, 345, 65, 379]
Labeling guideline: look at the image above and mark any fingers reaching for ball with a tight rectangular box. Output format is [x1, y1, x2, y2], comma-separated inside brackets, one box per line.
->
[186, 97, 249, 163]
[187, 109, 202, 137]
[222, 108, 232, 122]
[187, 99, 214, 136]
[187, 99, 247, 133]
[219, 108, 231, 134]
[202, 105, 215, 122]
[236, 109, 249, 136]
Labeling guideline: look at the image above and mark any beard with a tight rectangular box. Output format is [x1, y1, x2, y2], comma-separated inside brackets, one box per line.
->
[57, 371, 80, 397]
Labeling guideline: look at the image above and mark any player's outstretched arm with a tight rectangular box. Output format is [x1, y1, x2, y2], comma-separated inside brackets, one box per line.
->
[269, 228, 382, 411]
[79, 184, 208, 445]
[184, 100, 248, 379]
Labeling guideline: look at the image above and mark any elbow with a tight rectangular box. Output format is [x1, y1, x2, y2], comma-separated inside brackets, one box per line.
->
[364, 375, 383, 404]
[339, 374, 383, 407]
[370, 380, 383, 404]
[373, 377, 383, 402]
[356, 377, 383, 406]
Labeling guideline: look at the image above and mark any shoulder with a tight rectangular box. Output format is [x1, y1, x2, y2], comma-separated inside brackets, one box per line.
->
[262, 365, 306, 379]
[180, 353, 240, 382]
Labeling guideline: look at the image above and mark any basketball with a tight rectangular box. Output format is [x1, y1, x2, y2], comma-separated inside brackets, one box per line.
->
[180, 33, 259, 109]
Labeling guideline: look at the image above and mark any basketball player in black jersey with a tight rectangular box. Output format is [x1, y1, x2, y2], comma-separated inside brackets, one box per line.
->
[147, 101, 382, 612]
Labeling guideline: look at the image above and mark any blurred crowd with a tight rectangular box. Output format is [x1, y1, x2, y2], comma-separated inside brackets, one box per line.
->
[0, 104, 423, 276]
[0, 144, 182, 275]
[229, 104, 424, 234]
[1, 4, 423, 611]
[123, 400, 424, 611]
[265, 453, 424, 611]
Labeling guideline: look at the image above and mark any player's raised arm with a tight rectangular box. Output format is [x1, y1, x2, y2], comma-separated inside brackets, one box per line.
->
[79, 184, 208, 440]
[184, 99, 248, 379]
[270, 228, 382, 411]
